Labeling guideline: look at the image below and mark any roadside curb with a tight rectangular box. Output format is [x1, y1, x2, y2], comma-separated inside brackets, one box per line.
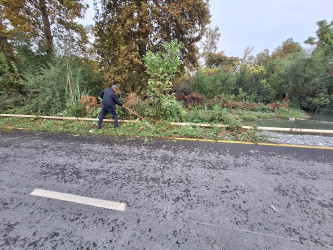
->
[2, 126, 333, 150]
[2, 113, 333, 135]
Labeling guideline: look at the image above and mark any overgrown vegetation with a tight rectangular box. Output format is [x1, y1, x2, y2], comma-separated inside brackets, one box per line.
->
[0, 117, 266, 143]
[143, 40, 187, 121]
[0, 0, 332, 141]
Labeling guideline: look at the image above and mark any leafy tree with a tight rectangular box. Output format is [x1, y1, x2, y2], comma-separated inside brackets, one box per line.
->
[205, 52, 240, 73]
[94, 0, 210, 93]
[193, 68, 236, 99]
[0, 0, 88, 55]
[271, 38, 302, 60]
[143, 40, 186, 121]
[305, 19, 333, 55]
[254, 49, 272, 66]
[242, 46, 254, 64]
[0, 52, 21, 93]
[201, 26, 220, 63]
[0, 5, 13, 57]
[234, 63, 266, 100]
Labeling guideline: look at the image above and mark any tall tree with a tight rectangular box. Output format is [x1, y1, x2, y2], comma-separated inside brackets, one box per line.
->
[271, 38, 302, 60]
[205, 52, 239, 73]
[94, 0, 211, 93]
[305, 19, 333, 55]
[200, 26, 220, 62]
[254, 49, 271, 66]
[0, 4, 13, 57]
[0, 0, 88, 55]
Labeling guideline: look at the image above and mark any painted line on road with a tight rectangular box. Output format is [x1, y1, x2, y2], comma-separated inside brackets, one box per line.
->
[30, 189, 126, 211]
[28, 188, 331, 248]
[170, 137, 333, 150]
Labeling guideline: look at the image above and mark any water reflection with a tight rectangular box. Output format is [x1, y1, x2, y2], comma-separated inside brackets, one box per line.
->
[243, 112, 333, 131]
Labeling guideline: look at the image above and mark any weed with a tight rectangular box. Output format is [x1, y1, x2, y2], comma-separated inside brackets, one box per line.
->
[142, 137, 150, 145]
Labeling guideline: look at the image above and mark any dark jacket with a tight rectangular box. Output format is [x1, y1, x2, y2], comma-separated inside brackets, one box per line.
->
[100, 88, 123, 111]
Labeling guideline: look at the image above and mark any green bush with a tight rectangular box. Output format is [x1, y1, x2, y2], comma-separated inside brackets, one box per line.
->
[0, 52, 21, 94]
[160, 95, 186, 121]
[185, 107, 241, 128]
[143, 40, 187, 121]
[59, 101, 87, 117]
[193, 69, 236, 99]
[21, 56, 102, 115]
[22, 60, 67, 114]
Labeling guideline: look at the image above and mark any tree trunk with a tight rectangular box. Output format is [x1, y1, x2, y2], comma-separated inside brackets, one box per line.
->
[39, 0, 53, 54]
[136, 1, 147, 58]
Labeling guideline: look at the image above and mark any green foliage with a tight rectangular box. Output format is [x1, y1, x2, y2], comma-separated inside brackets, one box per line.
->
[0, 0, 88, 56]
[185, 103, 242, 129]
[0, 52, 21, 93]
[193, 69, 236, 99]
[22, 59, 67, 114]
[257, 79, 277, 103]
[305, 19, 333, 55]
[1, 117, 266, 143]
[21, 56, 102, 116]
[144, 40, 182, 94]
[159, 95, 186, 121]
[234, 64, 267, 101]
[172, 74, 194, 95]
[232, 88, 257, 102]
[143, 40, 186, 121]
[94, 0, 210, 92]
[303, 94, 333, 114]
[271, 38, 302, 60]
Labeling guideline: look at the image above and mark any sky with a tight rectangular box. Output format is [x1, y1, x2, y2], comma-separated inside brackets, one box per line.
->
[209, 0, 333, 57]
[81, 0, 333, 58]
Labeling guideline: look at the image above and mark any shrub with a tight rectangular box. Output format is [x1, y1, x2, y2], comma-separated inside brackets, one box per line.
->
[193, 69, 236, 99]
[22, 59, 67, 114]
[124, 92, 140, 109]
[160, 95, 186, 121]
[21, 56, 102, 115]
[185, 107, 241, 128]
[143, 40, 187, 121]
[173, 73, 194, 95]
[0, 52, 22, 94]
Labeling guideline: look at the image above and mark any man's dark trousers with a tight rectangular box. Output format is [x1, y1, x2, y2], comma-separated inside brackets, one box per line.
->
[98, 106, 118, 128]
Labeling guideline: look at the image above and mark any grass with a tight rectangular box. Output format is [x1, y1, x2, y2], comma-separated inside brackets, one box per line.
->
[227, 106, 305, 121]
[0, 98, 306, 144]
[184, 102, 305, 125]
[0, 117, 268, 143]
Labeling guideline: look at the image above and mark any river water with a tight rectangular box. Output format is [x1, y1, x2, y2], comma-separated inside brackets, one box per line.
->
[243, 112, 333, 131]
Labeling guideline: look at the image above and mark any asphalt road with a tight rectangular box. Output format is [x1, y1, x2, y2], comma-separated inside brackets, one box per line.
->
[0, 129, 332, 250]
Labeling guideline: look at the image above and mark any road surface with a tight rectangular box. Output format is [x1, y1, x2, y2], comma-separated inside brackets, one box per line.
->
[0, 129, 332, 249]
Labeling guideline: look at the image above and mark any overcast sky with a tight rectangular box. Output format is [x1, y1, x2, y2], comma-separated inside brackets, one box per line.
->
[209, 0, 332, 57]
[81, 0, 332, 58]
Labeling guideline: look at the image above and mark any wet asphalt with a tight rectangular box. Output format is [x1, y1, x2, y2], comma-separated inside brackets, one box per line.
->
[0, 129, 332, 250]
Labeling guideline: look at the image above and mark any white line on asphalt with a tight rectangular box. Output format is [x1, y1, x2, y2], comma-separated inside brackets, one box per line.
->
[30, 189, 126, 211]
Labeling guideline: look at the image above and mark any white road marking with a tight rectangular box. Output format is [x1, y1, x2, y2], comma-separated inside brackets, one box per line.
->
[30, 189, 126, 211]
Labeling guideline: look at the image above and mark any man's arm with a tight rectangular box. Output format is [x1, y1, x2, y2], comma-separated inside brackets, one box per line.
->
[112, 94, 123, 106]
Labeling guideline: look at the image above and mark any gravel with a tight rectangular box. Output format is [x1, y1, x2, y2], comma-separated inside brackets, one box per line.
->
[262, 131, 333, 147]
